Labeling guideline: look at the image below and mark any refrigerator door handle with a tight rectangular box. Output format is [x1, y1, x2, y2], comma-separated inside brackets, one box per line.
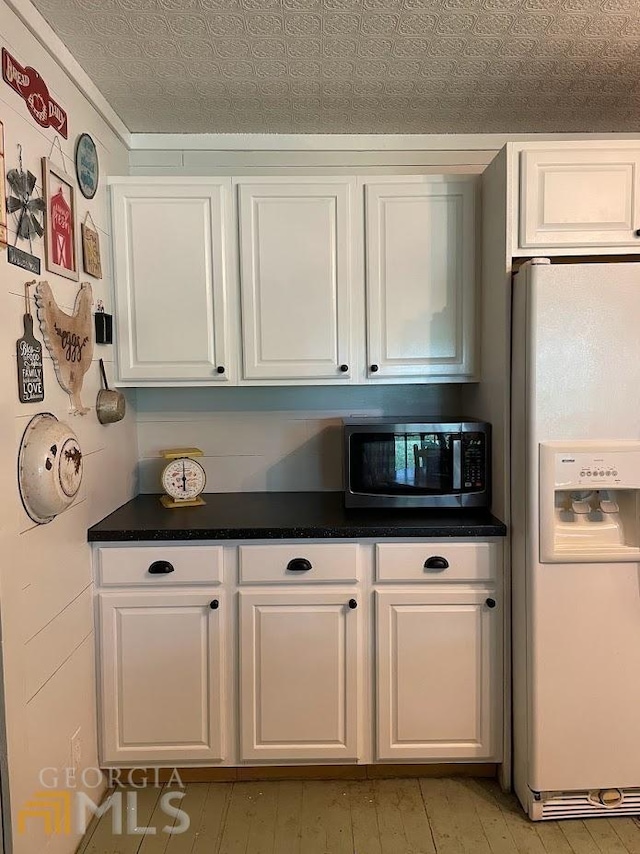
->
[453, 438, 462, 491]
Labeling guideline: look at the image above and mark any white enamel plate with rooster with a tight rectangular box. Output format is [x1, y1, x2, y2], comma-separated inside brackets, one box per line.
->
[18, 413, 83, 524]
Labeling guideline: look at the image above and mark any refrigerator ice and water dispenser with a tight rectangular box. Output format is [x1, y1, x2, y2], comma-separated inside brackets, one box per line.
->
[539, 441, 640, 562]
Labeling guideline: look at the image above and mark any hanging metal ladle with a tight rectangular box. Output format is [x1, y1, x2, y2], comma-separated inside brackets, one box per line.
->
[96, 359, 125, 424]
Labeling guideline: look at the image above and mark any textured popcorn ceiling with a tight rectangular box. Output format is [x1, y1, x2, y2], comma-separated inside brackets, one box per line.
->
[31, 0, 640, 133]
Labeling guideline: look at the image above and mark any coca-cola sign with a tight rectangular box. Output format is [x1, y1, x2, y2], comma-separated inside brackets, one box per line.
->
[2, 48, 68, 138]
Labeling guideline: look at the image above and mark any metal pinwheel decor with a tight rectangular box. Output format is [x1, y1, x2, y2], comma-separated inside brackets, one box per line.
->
[7, 149, 45, 248]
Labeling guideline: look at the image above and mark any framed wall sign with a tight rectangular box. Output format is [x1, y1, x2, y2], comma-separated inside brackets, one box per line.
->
[75, 133, 99, 199]
[42, 156, 78, 281]
[0, 119, 6, 247]
[81, 212, 102, 278]
[81, 222, 102, 278]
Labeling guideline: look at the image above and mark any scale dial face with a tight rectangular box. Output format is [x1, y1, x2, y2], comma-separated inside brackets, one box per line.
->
[161, 457, 206, 501]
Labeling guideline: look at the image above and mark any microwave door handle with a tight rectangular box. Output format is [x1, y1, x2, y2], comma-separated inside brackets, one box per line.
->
[452, 438, 462, 490]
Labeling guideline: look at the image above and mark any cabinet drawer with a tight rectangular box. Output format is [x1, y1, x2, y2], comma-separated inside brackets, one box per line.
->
[239, 544, 359, 584]
[376, 542, 499, 583]
[97, 546, 223, 586]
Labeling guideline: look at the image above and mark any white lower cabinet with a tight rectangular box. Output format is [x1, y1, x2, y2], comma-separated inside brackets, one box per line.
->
[375, 588, 501, 761]
[239, 590, 360, 761]
[99, 590, 225, 764]
[95, 539, 503, 767]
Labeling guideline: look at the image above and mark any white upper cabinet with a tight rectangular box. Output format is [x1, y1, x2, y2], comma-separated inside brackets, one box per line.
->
[110, 174, 479, 386]
[519, 147, 640, 250]
[110, 178, 235, 383]
[237, 180, 355, 381]
[364, 178, 476, 380]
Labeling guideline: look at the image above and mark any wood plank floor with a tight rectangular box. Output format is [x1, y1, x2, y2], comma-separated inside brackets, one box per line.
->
[78, 777, 640, 854]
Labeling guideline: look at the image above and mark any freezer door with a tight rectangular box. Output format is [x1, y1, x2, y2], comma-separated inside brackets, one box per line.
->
[523, 260, 640, 444]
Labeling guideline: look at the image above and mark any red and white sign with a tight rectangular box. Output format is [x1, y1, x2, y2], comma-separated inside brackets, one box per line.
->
[50, 188, 72, 269]
[2, 48, 68, 137]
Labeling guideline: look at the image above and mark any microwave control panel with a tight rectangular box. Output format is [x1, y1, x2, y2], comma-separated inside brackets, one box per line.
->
[463, 432, 486, 491]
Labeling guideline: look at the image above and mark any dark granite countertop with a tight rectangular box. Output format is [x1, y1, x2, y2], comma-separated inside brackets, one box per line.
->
[88, 492, 507, 542]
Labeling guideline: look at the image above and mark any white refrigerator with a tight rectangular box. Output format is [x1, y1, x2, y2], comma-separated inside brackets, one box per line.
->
[511, 258, 640, 820]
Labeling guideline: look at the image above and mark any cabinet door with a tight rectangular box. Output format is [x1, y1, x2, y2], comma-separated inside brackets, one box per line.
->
[375, 588, 501, 761]
[239, 590, 360, 760]
[237, 181, 354, 381]
[111, 180, 234, 382]
[365, 180, 476, 379]
[99, 590, 225, 764]
[520, 148, 640, 249]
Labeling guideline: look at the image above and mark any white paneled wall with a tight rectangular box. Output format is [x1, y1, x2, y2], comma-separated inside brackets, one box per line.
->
[0, 4, 136, 853]
[128, 132, 638, 179]
[136, 385, 462, 493]
[129, 145, 495, 177]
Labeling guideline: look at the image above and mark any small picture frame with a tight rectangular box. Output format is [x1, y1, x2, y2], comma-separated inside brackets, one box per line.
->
[42, 156, 78, 281]
[81, 215, 102, 279]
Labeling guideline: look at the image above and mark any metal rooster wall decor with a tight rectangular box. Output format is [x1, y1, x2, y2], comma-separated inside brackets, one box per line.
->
[34, 280, 94, 415]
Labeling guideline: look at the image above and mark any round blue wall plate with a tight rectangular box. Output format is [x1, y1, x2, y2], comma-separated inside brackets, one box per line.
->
[75, 133, 99, 199]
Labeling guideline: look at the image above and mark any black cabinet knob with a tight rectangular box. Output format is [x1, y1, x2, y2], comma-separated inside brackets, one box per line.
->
[348, 599, 357, 609]
[424, 556, 449, 571]
[210, 599, 219, 609]
[287, 558, 312, 572]
[485, 598, 496, 609]
[635, 229, 640, 237]
[339, 364, 349, 372]
[370, 364, 379, 373]
[216, 366, 225, 374]
[148, 561, 174, 574]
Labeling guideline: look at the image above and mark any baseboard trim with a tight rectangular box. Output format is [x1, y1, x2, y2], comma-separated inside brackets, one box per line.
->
[126, 763, 497, 784]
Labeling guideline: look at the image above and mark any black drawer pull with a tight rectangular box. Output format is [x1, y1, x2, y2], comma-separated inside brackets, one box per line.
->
[210, 599, 219, 610]
[287, 558, 312, 572]
[485, 598, 497, 609]
[424, 556, 449, 572]
[339, 364, 349, 373]
[348, 599, 357, 609]
[370, 364, 379, 373]
[148, 561, 174, 575]
[216, 366, 225, 374]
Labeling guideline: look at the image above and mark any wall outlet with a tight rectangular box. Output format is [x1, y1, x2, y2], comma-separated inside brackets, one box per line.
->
[71, 727, 82, 773]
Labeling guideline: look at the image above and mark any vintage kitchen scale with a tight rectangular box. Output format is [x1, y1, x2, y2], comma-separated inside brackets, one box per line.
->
[160, 448, 206, 508]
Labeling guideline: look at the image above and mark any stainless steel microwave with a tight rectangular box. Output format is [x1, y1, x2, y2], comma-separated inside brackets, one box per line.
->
[343, 418, 491, 509]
